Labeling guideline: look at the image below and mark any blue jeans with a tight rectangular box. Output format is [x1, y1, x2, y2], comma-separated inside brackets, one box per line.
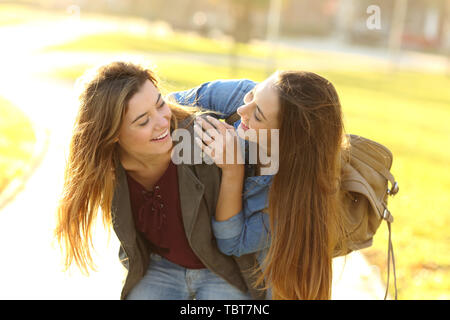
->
[126, 253, 254, 300]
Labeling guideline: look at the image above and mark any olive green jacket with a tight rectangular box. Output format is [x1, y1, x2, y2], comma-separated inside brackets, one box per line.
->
[111, 117, 265, 299]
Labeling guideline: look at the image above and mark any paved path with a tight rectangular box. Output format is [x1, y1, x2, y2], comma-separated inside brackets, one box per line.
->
[0, 15, 400, 300]
[0, 76, 125, 299]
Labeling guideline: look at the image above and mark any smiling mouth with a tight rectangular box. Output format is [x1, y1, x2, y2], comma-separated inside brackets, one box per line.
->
[151, 129, 169, 141]
[241, 122, 249, 131]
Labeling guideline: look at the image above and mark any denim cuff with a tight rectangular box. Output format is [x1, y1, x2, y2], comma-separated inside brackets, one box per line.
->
[211, 211, 244, 239]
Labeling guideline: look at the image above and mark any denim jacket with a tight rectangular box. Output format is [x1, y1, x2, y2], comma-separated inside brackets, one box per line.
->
[171, 80, 273, 264]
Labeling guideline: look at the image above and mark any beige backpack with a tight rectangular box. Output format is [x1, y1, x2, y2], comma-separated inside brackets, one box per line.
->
[338, 134, 398, 300]
[226, 114, 399, 299]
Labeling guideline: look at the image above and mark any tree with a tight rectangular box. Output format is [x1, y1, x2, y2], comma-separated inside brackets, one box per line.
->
[228, 0, 270, 44]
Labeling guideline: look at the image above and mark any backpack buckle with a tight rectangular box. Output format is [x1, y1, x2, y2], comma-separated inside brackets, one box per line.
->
[388, 182, 399, 196]
[383, 208, 394, 222]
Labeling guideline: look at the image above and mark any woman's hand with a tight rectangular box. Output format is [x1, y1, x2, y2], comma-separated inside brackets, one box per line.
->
[194, 115, 245, 222]
[194, 115, 244, 174]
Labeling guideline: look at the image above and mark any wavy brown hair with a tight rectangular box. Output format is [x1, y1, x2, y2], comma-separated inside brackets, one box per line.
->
[256, 71, 347, 300]
[55, 61, 198, 273]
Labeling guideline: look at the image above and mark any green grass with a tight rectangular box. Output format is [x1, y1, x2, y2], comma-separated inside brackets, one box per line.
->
[39, 18, 450, 300]
[0, 97, 36, 193]
[46, 59, 268, 91]
[326, 70, 450, 299]
[41, 29, 314, 63]
[44, 31, 242, 57]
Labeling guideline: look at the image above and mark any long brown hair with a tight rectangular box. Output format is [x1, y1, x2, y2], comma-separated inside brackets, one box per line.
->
[257, 71, 346, 299]
[55, 61, 197, 273]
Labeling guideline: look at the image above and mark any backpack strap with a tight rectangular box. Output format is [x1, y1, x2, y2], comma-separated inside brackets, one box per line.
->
[351, 146, 399, 195]
[349, 137, 398, 299]
[225, 112, 240, 125]
[385, 220, 398, 300]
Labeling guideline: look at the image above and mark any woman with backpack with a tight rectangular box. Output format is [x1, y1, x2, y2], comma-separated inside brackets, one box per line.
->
[173, 70, 348, 300]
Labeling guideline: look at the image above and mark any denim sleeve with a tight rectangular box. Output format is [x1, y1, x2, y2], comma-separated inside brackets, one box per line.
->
[211, 210, 270, 257]
[169, 79, 256, 118]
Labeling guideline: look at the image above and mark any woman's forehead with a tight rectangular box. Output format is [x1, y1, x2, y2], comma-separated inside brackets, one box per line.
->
[254, 74, 279, 116]
[126, 80, 159, 116]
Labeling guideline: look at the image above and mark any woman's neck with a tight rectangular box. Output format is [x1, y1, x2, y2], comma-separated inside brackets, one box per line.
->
[119, 149, 172, 191]
[119, 148, 172, 174]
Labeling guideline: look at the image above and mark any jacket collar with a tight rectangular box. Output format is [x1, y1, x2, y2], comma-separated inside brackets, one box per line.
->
[111, 160, 136, 249]
[176, 164, 205, 240]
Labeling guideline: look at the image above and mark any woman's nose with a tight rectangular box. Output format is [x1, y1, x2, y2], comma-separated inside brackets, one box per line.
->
[155, 113, 170, 129]
[237, 105, 250, 119]
[236, 106, 245, 117]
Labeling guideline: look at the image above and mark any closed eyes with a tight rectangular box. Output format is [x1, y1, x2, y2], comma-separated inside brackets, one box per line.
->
[138, 100, 166, 127]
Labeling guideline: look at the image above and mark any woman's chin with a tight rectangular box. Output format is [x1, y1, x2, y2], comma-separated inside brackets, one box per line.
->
[149, 136, 173, 154]
[236, 126, 247, 139]
[237, 126, 256, 143]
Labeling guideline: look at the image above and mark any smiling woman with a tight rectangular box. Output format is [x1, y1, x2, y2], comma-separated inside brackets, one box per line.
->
[55, 61, 264, 300]
[117, 80, 174, 179]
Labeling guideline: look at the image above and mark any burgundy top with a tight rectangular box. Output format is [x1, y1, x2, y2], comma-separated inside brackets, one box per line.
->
[126, 161, 205, 269]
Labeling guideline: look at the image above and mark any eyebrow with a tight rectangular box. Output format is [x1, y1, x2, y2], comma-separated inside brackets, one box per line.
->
[131, 93, 162, 124]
